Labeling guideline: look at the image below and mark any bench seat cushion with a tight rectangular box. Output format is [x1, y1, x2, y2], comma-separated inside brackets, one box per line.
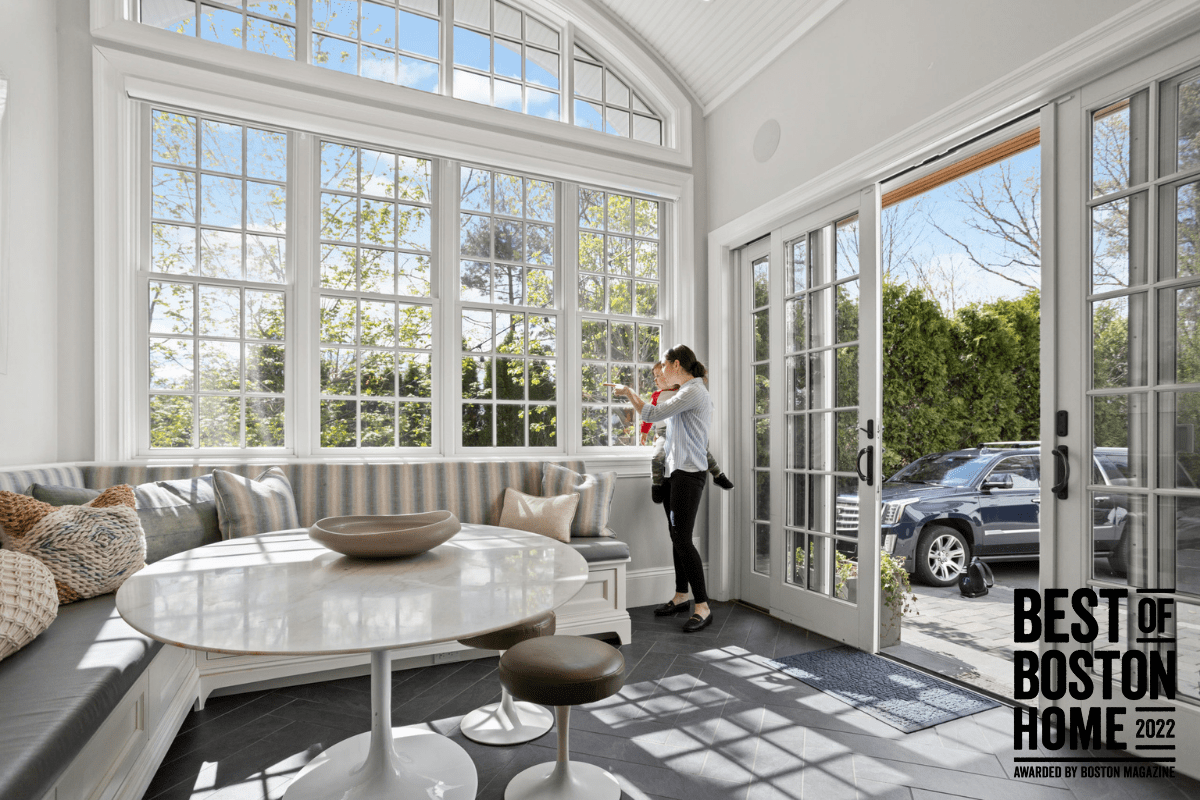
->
[567, 537, 629, 563]
[0, 594, 162, 800]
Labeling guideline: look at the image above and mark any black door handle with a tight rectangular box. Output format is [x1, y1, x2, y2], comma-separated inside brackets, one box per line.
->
[1052, 445, 1069, 500]
[856, 445, 874, 486]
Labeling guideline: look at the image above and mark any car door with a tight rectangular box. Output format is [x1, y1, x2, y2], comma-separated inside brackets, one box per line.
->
[976, 454, 1041, 555]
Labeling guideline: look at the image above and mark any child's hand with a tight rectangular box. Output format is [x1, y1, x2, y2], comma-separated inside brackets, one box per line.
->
[603, 382, 628, 395]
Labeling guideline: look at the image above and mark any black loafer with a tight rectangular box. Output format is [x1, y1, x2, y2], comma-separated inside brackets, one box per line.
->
[683, 612, 713, 633]
[654, 599, 689, 616]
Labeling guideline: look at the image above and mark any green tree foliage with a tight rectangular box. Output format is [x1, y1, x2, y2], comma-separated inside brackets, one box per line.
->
[880, 282, 1043, 474]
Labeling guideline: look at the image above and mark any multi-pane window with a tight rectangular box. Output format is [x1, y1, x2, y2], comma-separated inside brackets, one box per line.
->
[311, 0, 441, 93]
[318, 141, 435, 447]
[750, 253, 771, 575]
[148, 109, 289, 448]
[142, 0, 298, 60]
[578, 186, 662, 446]
[451, 0, 560, 119]
[573, 46, 662, 145]
[138, 2, 669, 146]
[459, 167, 559, 447]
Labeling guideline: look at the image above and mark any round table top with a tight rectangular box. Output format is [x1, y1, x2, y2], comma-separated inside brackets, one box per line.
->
[114, 524, 589, 656]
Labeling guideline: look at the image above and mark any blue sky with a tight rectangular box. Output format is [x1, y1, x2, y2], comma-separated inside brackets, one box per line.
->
[884, 146, 1041, 312]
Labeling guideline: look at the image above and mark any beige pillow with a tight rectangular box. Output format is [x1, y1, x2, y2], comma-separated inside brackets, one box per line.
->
[0, 550, 59, 662]
[498, 488, 580, 543]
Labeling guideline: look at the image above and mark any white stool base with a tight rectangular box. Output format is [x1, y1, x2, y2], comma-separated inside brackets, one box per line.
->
[504, 760, 621, 800]
[461, 699, 554, 745]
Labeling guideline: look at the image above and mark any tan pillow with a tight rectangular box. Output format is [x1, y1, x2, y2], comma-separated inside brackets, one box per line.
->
[498, 488, 580, 543]
[0, 550, 59, 662]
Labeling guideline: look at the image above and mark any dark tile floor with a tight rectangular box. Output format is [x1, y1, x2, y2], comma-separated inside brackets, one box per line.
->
[141, 602, 1200, 800]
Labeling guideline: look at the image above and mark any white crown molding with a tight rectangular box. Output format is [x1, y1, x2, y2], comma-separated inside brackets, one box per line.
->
[708, 0, 1200, 251]
[701, 0, 846, 117]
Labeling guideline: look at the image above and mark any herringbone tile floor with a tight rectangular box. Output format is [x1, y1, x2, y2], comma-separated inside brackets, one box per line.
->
[140, 602, 1200, 800]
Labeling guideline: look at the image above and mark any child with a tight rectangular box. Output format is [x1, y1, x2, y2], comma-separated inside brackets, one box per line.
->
[640, 360, 734, 503]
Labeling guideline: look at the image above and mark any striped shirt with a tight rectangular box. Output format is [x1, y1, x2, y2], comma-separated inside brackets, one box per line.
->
[639, 379, 712, 477]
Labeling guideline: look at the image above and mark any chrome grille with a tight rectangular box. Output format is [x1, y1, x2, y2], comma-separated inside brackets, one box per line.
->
[836, 501, 858, 532]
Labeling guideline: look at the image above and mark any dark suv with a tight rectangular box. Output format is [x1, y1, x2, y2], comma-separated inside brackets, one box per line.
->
[836, 443, 1131, 587]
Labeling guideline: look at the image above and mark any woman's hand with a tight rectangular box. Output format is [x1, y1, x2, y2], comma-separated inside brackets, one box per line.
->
[604, 382, 645, 413]
[603, 382, 632, 399]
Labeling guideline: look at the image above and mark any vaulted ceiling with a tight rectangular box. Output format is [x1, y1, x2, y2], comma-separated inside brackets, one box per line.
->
[592, 0, 846, 114]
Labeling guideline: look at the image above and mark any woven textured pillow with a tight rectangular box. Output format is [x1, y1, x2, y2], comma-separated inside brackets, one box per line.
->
[0, 484, 136, 540]
[211, 467, 300, 539]
[0, 549, 59, 661]
[541, 464, 617, 538]
[31, 478, 221, 564]
[0, 503, 145, 605]
[498, 487, 580, 543]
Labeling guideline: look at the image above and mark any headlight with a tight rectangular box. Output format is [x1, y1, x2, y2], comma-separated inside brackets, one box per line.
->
[881, 498, 919, 525]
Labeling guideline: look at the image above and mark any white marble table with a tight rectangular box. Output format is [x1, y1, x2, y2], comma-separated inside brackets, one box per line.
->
[115, 524, 589, 800]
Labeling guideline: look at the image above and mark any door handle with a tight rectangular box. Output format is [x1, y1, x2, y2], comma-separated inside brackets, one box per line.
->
[1052, 445, 1069, 500]
[856, 446, 874, 486]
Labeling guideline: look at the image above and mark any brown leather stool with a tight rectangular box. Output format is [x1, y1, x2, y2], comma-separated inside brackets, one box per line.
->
[456, 610, 557, 745]
[498, 635, 626, 800]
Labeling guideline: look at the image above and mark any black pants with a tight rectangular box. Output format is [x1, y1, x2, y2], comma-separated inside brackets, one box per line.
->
[661, 470, 708, 604]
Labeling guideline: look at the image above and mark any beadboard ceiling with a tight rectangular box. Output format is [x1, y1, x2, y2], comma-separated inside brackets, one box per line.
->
[592, 0, 846, 115]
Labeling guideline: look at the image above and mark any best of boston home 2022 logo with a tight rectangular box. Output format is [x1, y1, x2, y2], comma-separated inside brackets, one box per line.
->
[1011, 588, 1177, 780]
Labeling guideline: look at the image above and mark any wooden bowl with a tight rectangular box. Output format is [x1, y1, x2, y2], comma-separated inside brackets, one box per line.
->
[308, 511, 461, 558]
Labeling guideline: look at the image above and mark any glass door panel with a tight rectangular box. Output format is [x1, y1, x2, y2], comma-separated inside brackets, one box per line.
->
[738, 237, 773, 610]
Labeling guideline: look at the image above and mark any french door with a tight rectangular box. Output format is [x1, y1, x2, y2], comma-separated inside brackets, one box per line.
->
[1044, 28, 1200, 747]
[737, 188, 883, 651]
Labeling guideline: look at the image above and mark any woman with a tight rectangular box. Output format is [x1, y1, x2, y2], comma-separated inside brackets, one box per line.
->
[610, 344, 715, 632]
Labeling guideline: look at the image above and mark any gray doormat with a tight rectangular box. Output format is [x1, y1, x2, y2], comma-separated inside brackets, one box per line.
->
[768, 645, 1001, 733]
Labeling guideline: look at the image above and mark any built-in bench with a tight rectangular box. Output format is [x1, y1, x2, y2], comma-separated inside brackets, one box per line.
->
[0, 460, 631, 800]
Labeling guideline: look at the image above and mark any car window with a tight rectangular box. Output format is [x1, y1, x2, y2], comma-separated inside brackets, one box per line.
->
[888, 453, 994, 487]
[984, 455, 1040, 489]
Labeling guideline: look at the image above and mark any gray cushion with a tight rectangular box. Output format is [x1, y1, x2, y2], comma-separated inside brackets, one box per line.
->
[568, 537, 630, 563]
[31, 476, 220, 564]
[0, 594, 162, 800]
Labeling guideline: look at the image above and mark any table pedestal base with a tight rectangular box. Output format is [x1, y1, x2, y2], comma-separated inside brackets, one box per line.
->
[285, 727, 476, 800]
[284, 649, 477, 800]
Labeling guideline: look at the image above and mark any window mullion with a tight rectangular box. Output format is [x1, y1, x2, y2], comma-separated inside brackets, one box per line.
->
[292, 130, 319, 457]
[562, 179, 580, 454]
[297, 0, 312, 66]
[440, 158, 463, 457]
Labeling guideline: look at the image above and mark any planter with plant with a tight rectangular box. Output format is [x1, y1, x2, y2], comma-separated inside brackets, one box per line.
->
[831, 551, 918, 647]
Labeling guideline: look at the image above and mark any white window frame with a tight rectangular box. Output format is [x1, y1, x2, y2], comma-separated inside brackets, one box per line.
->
[91, 0, 692, 165]
[93, 41, 695, 466]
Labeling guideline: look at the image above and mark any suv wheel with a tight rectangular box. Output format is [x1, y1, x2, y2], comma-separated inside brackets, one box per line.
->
[916, 525, 969, 587]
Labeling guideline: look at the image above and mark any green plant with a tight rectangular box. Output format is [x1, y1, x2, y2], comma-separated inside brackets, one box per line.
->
[831, 551, 918, 617]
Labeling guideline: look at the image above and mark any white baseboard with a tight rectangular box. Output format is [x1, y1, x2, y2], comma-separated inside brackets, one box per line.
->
[627, 562, 710, 608]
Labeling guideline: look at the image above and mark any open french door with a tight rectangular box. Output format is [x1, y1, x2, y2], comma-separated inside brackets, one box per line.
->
[1042, 26, 1200, 752]
[736, 187, 883, 651]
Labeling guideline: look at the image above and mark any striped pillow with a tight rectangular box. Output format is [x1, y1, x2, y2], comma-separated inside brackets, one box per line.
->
[211, 467, 300, 539]
[541, 464, 616, 538]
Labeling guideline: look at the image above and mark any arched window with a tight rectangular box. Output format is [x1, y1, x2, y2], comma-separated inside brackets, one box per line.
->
[572, 45, 662, 146]
[138, 0, 669, 145]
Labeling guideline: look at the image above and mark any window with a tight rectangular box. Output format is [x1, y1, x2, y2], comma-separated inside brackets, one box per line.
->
[573, 46, 662, 145]
[311, 0, 441, 92]
[318, 140, 435, 448]
[142, 0, 298, 59]
[141, 104, 672, 455]
[459, 166, 559, 447]
[452, 0, 560, 119]
[578, 186, 663, 446]
[137, 1, 670, 146]
[147, 109, 289, 448]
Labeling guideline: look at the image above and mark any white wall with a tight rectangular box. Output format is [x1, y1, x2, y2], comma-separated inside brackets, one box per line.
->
[0, 0, 59, 466]
[705, 0, 1137, 231]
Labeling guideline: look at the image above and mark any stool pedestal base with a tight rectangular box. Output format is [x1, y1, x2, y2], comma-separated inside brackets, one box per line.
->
[461, 687, 554, 745]
[504, 761, 621, 800]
